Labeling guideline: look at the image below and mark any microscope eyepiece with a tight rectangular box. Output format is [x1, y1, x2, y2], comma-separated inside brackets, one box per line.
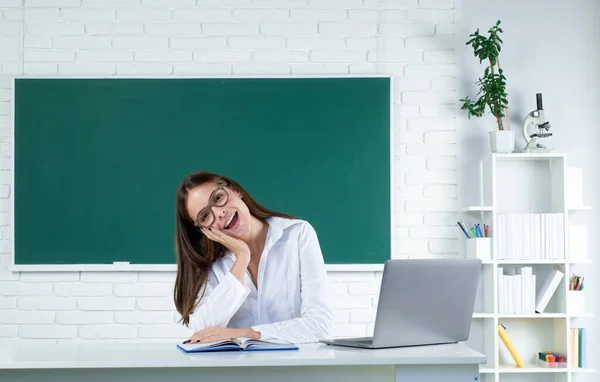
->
[536, 93, 544, 110]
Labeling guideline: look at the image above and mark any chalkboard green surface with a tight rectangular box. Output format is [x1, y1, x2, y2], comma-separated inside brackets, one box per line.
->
[14, 77, 391, 265]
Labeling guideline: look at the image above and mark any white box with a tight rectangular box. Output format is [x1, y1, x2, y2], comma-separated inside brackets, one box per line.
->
[466, 238, 491, 260]
[569, 225, 588, 261]
[566, 167, 583, 208]
[566, 290, 585, 316]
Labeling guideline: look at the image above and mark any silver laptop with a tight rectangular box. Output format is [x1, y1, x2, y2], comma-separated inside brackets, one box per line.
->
[320, 258, 481, 349]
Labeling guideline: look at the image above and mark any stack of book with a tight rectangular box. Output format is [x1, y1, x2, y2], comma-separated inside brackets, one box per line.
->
[498, 267, 536, 314]
[496, 213, 565, 260]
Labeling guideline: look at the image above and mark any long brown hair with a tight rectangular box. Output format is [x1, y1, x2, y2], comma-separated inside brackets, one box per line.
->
[174, 171, 295, 327]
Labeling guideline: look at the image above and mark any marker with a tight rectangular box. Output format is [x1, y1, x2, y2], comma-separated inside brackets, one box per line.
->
[457, 221, 470, 238]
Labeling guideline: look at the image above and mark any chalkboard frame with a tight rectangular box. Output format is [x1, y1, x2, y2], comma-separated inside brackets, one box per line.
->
[10, 74, 395, 272]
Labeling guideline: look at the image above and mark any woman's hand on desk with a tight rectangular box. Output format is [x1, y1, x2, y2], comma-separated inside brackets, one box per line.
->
[184, 326, 261, 344]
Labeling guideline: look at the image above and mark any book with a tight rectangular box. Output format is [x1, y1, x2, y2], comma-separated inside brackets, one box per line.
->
[498, 267, 535, 314]
[571, 328, 579, 368]
[177, 337, 299, 353]
[497, 212, 565, 261]
[579, 327, 587, 368]
[535, 270, 564, 313]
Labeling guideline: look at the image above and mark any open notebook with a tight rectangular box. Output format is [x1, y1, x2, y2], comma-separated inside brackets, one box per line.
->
[177, 337, 299, 353]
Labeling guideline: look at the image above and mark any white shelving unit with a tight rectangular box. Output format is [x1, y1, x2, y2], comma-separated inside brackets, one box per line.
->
[460, 153, 594, 382]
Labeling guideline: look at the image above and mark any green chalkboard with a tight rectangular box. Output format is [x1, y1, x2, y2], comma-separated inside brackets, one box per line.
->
[14, 77, 391, 265]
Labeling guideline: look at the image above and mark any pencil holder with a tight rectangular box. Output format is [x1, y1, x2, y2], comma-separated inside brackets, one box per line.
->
[567, 291, 585, 316]
[466, 238, 491, 261]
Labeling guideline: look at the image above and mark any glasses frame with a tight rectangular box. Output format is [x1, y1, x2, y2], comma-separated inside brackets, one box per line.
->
[194, 184, 229, 230]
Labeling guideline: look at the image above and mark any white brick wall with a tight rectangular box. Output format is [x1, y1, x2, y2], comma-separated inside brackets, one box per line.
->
[0, 0, 458, 342]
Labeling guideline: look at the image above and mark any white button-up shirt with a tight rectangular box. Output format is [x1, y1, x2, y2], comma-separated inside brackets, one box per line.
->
[189, 216, 333, 344]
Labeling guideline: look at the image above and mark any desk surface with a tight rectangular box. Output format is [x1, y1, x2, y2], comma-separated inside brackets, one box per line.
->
[0, 341, 486, 370]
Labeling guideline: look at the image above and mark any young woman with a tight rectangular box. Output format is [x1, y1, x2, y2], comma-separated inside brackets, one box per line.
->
[174, 171, 332, 344]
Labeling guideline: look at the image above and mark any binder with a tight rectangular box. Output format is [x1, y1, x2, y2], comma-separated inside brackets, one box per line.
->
[498, 324, 524, 368]
[535, 270, 564, 313]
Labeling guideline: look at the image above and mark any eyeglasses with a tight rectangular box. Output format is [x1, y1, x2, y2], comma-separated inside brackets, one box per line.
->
[194, 184, 229, 229]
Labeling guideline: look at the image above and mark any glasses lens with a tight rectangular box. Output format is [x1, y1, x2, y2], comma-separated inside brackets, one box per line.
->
[197, 209, 214, 228]
[212, 188, 228, 207]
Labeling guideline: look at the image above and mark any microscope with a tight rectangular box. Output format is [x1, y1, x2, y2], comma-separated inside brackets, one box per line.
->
[522, 93, 555, 153]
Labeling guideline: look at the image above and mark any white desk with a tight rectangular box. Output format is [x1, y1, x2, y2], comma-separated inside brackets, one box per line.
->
[0, 341, 486, 382]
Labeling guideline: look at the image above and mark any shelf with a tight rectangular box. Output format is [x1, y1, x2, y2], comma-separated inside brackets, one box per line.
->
[472, 152, 594, 380]
[499, 365, 595, 373]
[494, 259, 592, 265]
[571, 368, 596, 373]
[499, 364, 568, 373]
[570, 313, 594, 318]
[474, 365, 594, 374]
[498, 313, 566, 318]
[497, 367, 596, 373]
[461, 206, 493, 212]
[497, 260, 566, 265]
[493, 152, 566, 160]
[568, 205, 592, 211]
[472, 313, 571, 318]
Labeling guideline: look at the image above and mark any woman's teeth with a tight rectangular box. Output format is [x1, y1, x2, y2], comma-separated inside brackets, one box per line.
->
[225, 212, 236, 228]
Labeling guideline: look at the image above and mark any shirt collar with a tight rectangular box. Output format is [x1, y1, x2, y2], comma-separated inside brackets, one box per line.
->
[266, 215, 306, 246]
[224, 216, 299, 259]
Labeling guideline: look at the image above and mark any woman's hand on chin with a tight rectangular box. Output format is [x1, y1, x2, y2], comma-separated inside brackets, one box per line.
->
[201, 227, 250, 262]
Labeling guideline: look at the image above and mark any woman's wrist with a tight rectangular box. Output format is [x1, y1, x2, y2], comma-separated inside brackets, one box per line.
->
[234, 250, 251, 265]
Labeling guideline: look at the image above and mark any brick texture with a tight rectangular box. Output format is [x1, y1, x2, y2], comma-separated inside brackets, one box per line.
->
[1, 0, 459, 342]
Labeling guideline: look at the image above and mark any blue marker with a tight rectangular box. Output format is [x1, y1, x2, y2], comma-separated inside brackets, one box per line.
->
[475, 224, 482, 237]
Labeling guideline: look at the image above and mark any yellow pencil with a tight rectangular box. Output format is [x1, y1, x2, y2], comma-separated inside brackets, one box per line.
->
[498, 324, 525, 368]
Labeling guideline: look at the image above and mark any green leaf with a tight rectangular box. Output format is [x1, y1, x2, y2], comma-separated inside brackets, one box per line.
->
[461, 20, 507, 123]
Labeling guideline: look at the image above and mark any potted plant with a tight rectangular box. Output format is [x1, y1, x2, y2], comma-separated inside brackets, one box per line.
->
[460, 20, 514, 153]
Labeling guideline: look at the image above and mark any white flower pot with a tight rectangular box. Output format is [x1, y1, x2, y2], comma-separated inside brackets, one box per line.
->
[489, 130, 515, 153]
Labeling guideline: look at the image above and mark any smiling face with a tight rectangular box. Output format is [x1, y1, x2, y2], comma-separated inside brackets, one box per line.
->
[185, 182, 251, 238]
